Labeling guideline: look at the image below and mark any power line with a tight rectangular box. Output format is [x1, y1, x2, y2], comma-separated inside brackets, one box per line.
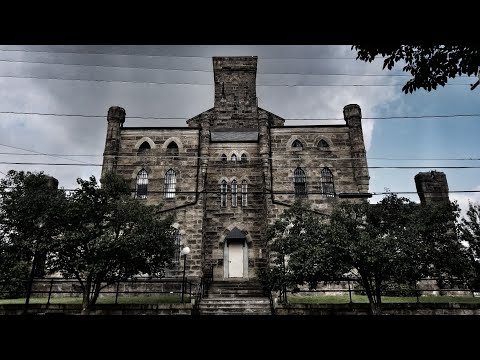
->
[0, 110, 479, 121]
[0, 143, 90, 165]
[0, 48, 365, 60]
[1, 186, 478, 196]
[2, 151, 480, 162]
[0, 74, 470, 87]
[0, 57, 472, 79]
[1, 161, 480, 169]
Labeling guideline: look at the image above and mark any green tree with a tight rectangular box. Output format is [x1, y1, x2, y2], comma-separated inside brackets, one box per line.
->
[50, 173, 176, 313]
[351, 45, 480, 93]
[262, 195, 471, 315]
[259, 201, 348, 303]
[414, 200, 471, 288]
[459, 202, 480, 289]
[328, 195, 423, 314]
[0, 170, 67, 299]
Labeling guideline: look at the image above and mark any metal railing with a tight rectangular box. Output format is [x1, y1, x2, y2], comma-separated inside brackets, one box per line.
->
[274, 278, 480, 304]
[193, 264, 213, 315]
[0, 277, 197, 307]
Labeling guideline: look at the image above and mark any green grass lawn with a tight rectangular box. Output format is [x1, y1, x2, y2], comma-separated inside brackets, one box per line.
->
[287, 294, 480, 304]
[0, 295, 191, 305]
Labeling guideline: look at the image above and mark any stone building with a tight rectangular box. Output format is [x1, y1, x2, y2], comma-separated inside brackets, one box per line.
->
[101, 56, 371, 282]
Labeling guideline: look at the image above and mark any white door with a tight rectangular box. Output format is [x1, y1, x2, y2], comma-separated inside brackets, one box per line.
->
[229, 242, 244, 278]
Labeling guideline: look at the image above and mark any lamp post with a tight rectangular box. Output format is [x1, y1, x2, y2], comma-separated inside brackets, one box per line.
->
[180, 246, 190, 303]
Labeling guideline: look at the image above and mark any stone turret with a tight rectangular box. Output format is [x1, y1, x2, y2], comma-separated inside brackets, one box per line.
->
[102, 106, 126, 178]
[344, 104, 369, 193]
[415, 171, 450, 205]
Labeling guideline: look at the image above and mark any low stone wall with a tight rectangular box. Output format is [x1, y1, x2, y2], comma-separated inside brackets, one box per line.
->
[275, 303, 480, 315]
[0, 303, 193, 315]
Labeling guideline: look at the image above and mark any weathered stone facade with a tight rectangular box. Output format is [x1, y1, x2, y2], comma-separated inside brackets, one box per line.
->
[101, 56, 370, 281]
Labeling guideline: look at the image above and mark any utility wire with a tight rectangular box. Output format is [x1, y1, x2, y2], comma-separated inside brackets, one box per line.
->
[0, 57, 472, 78]
[0, 110, 479, 121]
[1, 161, 480, 169]
[0, 74, 470, 87]
[1, 187, 478, 196]
[2, 151, 480, 162]
[0, 48, 367, 60]
[0, 144, 90, 165]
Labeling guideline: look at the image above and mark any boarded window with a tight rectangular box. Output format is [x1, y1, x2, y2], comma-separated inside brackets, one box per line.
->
[231, 154, 237, 162]
[292, 139, 303, 150]
[166, 141, 179, 156]
[318, 139, 329, 149]
[221, 180, 227, 207]
[138, 141, 151, 155]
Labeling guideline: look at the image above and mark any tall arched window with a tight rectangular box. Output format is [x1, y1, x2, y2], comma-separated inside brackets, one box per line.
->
[292, 139, 303, 150]
[231, 180, 238, 207]
[165, 169, 176, 199]
[166, 141, 179, 156]
[241, 153, 248, 163]
[242, 180, 248, 207]
[138, 141, 151, 155]
[136, 169, 148, 199]
[221, 180, 227, 207]
[318, 139, 329, 150]
[294, 167, 306, 196]
[174, 230, 181, 262]
[321, 167, 335, 197]
[231, 154, 237, 162]
[221, 154, 227, 163]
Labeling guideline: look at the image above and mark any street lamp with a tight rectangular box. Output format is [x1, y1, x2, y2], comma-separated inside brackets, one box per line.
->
[180, 246, 190, 303]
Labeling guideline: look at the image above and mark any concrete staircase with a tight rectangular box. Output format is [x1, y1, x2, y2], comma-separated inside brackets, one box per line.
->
[198, 280, 272, 315]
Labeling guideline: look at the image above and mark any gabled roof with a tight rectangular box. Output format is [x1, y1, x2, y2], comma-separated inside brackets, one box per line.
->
[225, 227, 246, 240]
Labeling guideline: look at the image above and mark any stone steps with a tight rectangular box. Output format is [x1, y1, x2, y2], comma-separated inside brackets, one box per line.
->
[198, 280, 271, 315]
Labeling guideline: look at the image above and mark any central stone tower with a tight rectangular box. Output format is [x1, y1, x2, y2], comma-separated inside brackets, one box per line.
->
[212, 56, 259, 128]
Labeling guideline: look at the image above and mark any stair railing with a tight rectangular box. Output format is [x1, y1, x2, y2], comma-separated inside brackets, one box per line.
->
[192, 264, 214, 315]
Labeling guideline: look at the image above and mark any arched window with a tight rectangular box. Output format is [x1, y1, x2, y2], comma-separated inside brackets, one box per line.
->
[166, 141, 179, 156]
[231, 154, 237, 162]
[241, 153, 248, 163]
[294, 167, 306, 196]
[231, 180, 238, 207]
[221, 180, 227, 207]
[318, 139, 330, 150]
[138, 141, 151, 155]
[292, 139, 303, 150]
[221, 154, 227, 163]
[136, 169, 148, 199]
[174, 230, 181, 262]
[321, 167, 335, 197]
[242, 180, 248, 207]
[165, 169, 176, 199]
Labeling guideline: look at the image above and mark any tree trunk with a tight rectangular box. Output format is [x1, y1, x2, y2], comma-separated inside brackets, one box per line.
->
[81, 277, 92, 315]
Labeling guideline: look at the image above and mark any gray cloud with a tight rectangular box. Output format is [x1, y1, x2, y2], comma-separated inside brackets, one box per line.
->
[0, 45, 402, 192]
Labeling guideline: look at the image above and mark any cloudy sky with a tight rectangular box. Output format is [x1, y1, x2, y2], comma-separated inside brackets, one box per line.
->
[0, 45, 479, 217]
